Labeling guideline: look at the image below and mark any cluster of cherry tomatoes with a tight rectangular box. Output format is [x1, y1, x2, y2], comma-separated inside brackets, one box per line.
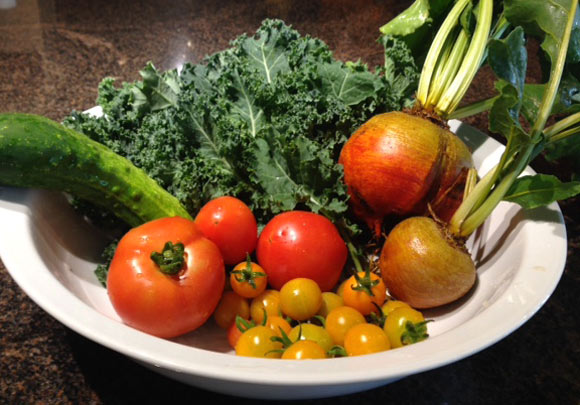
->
[214, 267, 429, 359]
[106, 195, 429, 358]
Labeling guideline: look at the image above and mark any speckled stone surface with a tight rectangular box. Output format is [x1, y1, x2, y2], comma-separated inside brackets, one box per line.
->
[1, 1, 579, 404]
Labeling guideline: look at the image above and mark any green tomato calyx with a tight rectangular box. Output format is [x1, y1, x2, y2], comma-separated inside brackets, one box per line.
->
[150, 241, 186, 275]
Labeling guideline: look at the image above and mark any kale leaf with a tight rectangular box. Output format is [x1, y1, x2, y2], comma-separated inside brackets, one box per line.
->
[64, 19, 417, 228]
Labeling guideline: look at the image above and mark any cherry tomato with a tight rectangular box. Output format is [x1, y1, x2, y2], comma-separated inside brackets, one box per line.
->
[230, 257, 268, 299]
[383, 307, 429, 348]
[235, 326, 282, 358]
[279, 278, 322, 321]
[288, 323, 334, 352]
[317, 292, 344, 318]
[381, 299, 411, 316]
[250, 290, 282, 324]
[344, 323, 391, 356]
[107, 217, 225, 338]
[213, 291, 250, 329]
[342, 271, 387, 315]
[282, 340, 327, 360]
[336, 279, 349, 297]
[266, 316, 292, 338]
[325, 306, 366, 346]
[227, 320, 245, 349]
[256, 211, 347, 291]
[194, 196, 258, 265]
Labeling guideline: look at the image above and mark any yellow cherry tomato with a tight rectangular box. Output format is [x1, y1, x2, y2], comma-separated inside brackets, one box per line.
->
[325, 305, 366, 346]
[344, 323, 391, 356]
[288, 323, 334, 352]
[282, 340, 327, 360]
[213, 291, 250, 329]
[235, 325, 282, 358]
[317, 292, 344, 317]
[342, 271, 387, 315]
[381, 299, 411, 316]
[279, 278, 322, 321]
[266, 315, 292, 338]
[250, 289, 281, 324]
[230, 258, 268, 299]
[383, 307, 428, 348]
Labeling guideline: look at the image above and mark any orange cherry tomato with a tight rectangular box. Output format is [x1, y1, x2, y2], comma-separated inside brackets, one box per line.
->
[266, 315, 292, 338]
[282, 340, 327, 360]
[230, 257, 268, 299]
[235, 326, 282, 358]
[344, 323, 391, 356]
[213, 291, 250, 329]
[325, 306, 366, 346]
[342, 271, 387, 315]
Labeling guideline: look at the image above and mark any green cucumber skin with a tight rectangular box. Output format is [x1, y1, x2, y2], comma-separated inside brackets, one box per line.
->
[0, 113, 192, 227]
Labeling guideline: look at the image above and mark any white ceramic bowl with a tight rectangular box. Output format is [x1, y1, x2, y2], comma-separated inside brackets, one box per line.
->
[0, 119, 567, 400]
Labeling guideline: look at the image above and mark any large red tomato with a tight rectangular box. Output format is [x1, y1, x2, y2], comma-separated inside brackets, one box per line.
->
[256, 211, 347, 291]
[107, 216, 225, 338]
[194, 196, 258, 265]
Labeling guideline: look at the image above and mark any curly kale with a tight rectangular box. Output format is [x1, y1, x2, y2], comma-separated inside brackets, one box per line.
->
[63, 19, 418, 229]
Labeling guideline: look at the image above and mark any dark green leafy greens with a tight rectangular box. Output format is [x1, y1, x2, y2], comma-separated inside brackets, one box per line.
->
[64, 19, 418, 230]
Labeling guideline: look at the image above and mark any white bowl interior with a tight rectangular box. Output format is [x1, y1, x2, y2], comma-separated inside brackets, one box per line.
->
[0, 120, 568, 399]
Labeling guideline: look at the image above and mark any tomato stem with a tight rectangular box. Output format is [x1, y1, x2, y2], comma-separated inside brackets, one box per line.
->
[150, 241, 186, 275]
[230, 254, 266, 289]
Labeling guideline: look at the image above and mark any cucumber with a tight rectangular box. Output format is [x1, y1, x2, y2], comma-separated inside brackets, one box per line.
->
[0, 113, 192, 227]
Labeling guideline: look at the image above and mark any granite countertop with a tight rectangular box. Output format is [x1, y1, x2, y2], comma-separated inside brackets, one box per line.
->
[1, 0, 579, 403]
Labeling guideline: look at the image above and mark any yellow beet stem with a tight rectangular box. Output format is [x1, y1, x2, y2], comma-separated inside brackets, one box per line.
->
[435, 0, 494, 116]
[416, 0, 470, 107]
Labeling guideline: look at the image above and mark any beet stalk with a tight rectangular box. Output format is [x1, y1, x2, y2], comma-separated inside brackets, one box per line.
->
[380, 0, 579, 309]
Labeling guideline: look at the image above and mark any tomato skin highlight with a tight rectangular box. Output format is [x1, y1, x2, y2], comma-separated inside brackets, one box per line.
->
[194, 196, 258, 265]
[107, 216, 225, 339]
[256, 211, 347, 291]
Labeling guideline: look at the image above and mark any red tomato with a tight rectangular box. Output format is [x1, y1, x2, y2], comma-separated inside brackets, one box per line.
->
[194, 196, 258, 265]
[107, 216, 225, 338]
[256, 211, 347, 291]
